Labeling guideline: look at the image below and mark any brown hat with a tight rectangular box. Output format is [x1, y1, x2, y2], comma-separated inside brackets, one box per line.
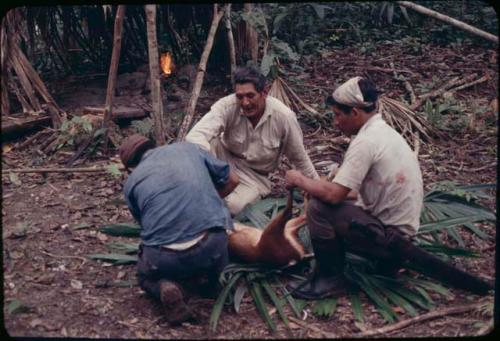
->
[119, 134, 154, 168]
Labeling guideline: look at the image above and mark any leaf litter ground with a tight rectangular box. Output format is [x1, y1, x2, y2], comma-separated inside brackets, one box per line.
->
[2, 42, 497, 338]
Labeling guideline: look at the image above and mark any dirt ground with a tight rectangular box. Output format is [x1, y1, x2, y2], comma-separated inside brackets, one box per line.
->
[2, 41, 497, 338]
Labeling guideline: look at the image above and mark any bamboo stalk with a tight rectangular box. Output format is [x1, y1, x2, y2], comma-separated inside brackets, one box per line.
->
[176, 4, 225, 141]
[102, 5, 126, 152]
[397, 1, 498, 44]
[145, 4, 166, 145]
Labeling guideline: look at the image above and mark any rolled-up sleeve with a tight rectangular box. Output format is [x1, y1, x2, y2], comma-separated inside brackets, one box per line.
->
[185, 96, 233, 151]
[282, 115, 319, 179]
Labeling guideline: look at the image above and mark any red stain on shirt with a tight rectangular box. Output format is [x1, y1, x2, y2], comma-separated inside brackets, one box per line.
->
[395, 172, 406, 184]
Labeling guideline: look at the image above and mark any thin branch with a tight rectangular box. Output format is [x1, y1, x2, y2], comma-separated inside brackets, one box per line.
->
[176, 4, 225, 141]
[397, 1, 498, 44]
[355, 302, 487, 337]
[4, 166, 124, 174]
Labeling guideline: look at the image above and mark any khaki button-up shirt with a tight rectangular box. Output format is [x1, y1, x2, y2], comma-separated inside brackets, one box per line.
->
[333, 114, 423, 235]
[186, 94, 319, 180]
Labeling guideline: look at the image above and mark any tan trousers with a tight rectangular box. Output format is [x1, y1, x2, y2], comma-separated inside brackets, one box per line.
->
[210, 138, 271, 215]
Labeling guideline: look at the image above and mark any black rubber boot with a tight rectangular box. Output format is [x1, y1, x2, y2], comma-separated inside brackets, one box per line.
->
[288, 237, 351, 299]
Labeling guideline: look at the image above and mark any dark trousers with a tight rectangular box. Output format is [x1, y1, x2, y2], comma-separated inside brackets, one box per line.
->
[137, 228, 229, 301]
[306, 198, 402, 268]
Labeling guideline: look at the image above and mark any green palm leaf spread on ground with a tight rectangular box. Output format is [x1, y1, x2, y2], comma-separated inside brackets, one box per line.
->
[88, 182, 494, 331]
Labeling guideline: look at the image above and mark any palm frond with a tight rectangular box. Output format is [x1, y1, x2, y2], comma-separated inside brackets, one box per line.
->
[99, 223, 141, 237]
[210, 271, 243, 332]
[86, 253, 137, 265]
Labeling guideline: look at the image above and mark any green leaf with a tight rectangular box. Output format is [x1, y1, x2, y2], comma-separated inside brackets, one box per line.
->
[272, 12, 289, 34]
[93, 127, 107, 138]
[248, 277, 277, 332]
[99, 223, 141, 237]
[418, 215, 490, 234]
[309, 3, 327, 19]
[7, 299, 30, 315]
[463, 222, 491, 240]
[278, 280, 303, 318]
[210, 272, 243, 332]
[312, 298, 337, 318]
[233, 283, 247, 313]
[419, 244, 479, 258]
[106, 242, 139, 254]
[370, 276, 433, 310]
[87, 253, 138, 265]
[353, 271, 396, 322]
[378, 286, 418, 317]
[260, 53, 275, 78]
[261, 279, 290, 329]
[406, 276, 453, 299]
[106, 163, 123, 179]
[350, 293, 364, 323]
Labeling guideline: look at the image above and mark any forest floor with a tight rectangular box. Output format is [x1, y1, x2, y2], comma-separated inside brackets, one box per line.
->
[2, 41, 498, 339]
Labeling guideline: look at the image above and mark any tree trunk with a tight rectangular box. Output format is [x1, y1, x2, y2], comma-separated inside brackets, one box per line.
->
[224, 4, 237, 85]
[176, 4, 225, 142]
[102, 5, 126, 152]
[145, 4, 166, 145]
[397, 1, 498, 44]
[244, 3, 259, 63]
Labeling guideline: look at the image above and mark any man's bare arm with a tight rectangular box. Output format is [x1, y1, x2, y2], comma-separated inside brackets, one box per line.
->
[217, 170, 239, 198]
[286, 170, 350, 205]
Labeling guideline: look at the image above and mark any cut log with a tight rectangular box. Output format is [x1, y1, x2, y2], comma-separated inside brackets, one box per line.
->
[1, 116, 52, 140]
[83, 106, 148, 120]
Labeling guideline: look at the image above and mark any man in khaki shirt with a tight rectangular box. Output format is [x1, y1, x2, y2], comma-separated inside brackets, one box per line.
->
[186, 67, 319, 215]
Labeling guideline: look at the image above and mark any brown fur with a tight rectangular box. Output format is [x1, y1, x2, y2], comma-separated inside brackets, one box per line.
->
[228, 190, 307, 267]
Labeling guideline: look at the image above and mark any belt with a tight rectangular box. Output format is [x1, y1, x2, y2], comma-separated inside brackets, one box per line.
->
[250, 168, 269, 176]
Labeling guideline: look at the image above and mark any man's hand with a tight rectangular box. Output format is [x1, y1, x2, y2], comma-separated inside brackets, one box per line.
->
[285, 170, 304, 190]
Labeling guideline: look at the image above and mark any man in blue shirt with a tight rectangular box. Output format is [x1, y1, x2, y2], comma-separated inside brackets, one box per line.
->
[120, 134, 239, 325]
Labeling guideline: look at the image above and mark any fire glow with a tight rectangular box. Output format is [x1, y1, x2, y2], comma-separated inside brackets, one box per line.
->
[160, 52, 174, 77]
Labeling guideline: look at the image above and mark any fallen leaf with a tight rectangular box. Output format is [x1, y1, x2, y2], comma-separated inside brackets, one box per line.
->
[30, 318, 43, 328]
[9, 221, 29, 238]
[9, 172, 21, 186]
[117, 271, 126, 280]
[61, 326, 68, 337]
[71, 279, 83, 290]
[9, 251, 24, 259]
[3, 144, 13, 153]
[96, 232, 109, 242]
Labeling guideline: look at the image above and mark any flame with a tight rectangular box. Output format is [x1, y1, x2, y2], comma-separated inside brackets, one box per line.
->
[160, 52, 174, 76]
